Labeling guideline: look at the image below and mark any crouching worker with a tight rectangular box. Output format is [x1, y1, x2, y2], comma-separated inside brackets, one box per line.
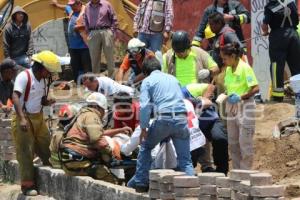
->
[221, 42, 259, 169]
[59, 92, 118, 183]
[182, 83, 229, 175]
[12, 51, 61, 196]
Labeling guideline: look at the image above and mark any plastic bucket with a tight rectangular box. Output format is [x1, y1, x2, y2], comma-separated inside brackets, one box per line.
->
[290, 74, 300, 94]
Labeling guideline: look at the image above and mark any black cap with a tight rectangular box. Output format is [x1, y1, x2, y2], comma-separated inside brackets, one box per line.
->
[0, 59, 19, 71]
[171, 31, 191, 53]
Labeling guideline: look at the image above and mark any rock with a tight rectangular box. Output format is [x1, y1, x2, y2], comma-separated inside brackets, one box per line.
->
[286, 160, 298, 167]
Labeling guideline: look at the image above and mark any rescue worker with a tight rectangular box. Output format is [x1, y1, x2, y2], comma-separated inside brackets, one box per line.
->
[11, 51, 61, 196]
[3, 6, 34, 68]
[128, 56, 194, 193]
[82, 74, 134, 97]
[192, 0, 250, 47]
[0, 59, 18, 112]
[116, 38, 154, 85]
[59, 92, 118, 183]
[262, 0, 300, 102]
[163, 31, 219, 87]
[221, 42, 259, 169]
[133, 0, 173, 52]
[181, 83, 229, 175]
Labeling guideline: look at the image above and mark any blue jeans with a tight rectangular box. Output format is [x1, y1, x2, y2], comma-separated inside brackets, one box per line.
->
[13, 55, 31, 68]
[128, 117, 194, 188]
[138, 32, 163, 52]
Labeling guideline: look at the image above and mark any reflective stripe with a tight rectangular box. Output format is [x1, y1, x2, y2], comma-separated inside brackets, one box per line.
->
[192, 40, 201, 47]
[271, 62, 277, 89]
[193, 36, 202, 42]
[272, 91, 285, 97]
[239, 14, 245, 24]
[271, 0, 294, 13]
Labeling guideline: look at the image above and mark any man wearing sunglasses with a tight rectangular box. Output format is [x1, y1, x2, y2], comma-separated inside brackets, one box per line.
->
[116, 38, 154, 85]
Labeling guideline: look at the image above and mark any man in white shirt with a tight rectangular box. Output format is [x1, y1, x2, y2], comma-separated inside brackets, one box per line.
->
[11, 51, 61, 196]
[82, 74, 134, 96]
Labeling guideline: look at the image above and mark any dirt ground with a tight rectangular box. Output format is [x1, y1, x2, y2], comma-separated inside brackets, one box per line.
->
[253, 103, 300, 198]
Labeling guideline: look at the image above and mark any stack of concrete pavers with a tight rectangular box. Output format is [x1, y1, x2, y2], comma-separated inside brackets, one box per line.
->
[173, 175, 200, 200]
[216, 176, 231, 199]
[158, 171, 186, 200]
[0, 117, 15, 160]
[229, 169, 259, 200]
[198, 172, 225, 200]
[149, 169, 175, 199]
[250, 173, 285, 200]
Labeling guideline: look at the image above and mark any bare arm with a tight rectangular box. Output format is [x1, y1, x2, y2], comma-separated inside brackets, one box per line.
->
[115, 68, 125, 83]
[50, 0, 66, 10]
[202, 84, 215, 99]
[104, 126, 132, 137]
[241, 85, 259, 100]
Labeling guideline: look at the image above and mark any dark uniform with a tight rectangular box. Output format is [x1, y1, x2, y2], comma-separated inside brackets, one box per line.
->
[264, 0, 300, 100]
[193, 0, 250, 45]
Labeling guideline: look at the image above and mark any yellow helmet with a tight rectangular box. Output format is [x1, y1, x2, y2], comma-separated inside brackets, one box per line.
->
[32, 50, 62, 73]
[204, 25, 216, 39]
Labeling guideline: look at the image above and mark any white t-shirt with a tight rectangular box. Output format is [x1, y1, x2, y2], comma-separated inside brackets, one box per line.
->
[13, 69, 46, 113]
[96, 77, 134, 96]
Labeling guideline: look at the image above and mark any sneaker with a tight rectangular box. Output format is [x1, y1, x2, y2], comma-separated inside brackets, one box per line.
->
[22, 189, 38, 196]
[202, 166, 216, 173]
[135, 185, 149, 193]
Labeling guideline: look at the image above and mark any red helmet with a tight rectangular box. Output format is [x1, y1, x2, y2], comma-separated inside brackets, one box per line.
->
[58, 103, 81, 120]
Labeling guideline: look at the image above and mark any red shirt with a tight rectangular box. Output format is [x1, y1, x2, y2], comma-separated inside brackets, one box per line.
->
[113, 101, 140, 130]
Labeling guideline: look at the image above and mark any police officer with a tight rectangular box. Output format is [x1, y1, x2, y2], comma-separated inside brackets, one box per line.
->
[262, 0, 300, 102]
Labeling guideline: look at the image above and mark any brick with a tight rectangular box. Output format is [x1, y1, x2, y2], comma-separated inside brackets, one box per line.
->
[150, 180, 159, 190]
[0, 127, 12, 140]
[251, 185, 285, 197]
[229, 179, 240, 190]
[173, 176, 199, 188]
[217, 198, 230, 200]
[216, 177, 230, 188]
[237, 181, 251, 194]
[175, 198, 199, 200]
[236, 192, 251, 200]
[0, 140, 14, 147]
[160, 192, 175, 200]
[149, 169, 174, 181]
[159, 171, 185, 184]
[250, 173, 273, 186]
[253, 197, 285, 200]
[198, 173, 225, 185]
[174, 187, 200, 197]
[149, 189, 160, 199]
[229, 170, 259, 181]
[0, 152, 16, 160]
[198, 195, 217, 200]
[160, 183, 174, 192]
[199, 185, 217, 195]
[231, 190, 238, 200]
[0, 119, 12, 127]
[216, 188, 231, 198]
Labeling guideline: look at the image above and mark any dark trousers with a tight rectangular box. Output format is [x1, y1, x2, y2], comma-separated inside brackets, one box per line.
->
[200, 119, 229, 174]
[269, 28, 300, 97]
[69, 48, 92, 83]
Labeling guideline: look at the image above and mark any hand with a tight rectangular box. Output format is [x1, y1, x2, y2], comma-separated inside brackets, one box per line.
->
[140, 128, 147, 143]
[163, 31, 170, 43]
[261, 24, 269, 36]
[228, 93, 241, 104]
[20, 117, 29, 132]
[223, 14, 234, 22]
[121, 126, 133, 135]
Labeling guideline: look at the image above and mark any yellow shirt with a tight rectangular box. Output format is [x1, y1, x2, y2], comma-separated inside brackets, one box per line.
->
[186, 83, 208, 98]
[224, 59, 258, 96]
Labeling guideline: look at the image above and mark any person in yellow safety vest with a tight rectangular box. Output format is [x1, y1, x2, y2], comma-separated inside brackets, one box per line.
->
[11, 51, 61, 196]
[192, 0, 250, 48]
[220, 42, 259, 170]
[163, 31, 219, 87]
[198, 25, 216, 51]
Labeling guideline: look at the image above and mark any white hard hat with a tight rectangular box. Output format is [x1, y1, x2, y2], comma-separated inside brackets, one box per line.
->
[127, 38, 146, 50]
[86, 92, 108, 110]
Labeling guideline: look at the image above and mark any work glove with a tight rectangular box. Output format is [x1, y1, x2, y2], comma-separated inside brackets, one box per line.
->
[198, 69, 210, 81]
[228, 93, 241, 104]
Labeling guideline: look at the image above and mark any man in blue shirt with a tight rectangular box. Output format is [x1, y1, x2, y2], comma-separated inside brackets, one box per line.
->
[128, 56, 194, 193]
[67, 0, 91, 82]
